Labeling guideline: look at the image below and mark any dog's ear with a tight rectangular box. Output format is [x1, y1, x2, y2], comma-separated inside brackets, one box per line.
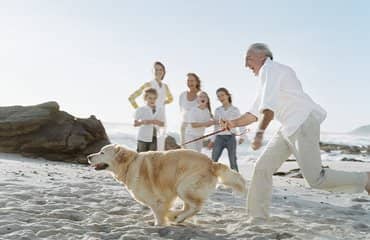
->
[114, 145, 126, 163]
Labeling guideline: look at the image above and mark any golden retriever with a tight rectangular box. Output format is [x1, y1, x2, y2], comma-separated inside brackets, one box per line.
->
[87, 144, 246, 226]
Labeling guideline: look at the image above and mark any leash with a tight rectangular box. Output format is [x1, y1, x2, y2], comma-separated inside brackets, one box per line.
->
[181, 128, 250, 146]
[181, 128, 226, 147]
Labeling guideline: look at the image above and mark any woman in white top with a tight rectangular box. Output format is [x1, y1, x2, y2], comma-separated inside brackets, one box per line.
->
[179, 73, 201, 144]
[183, 91, 214, 152]
[208, 88, 246, 172]
[128, 61, 173, 150]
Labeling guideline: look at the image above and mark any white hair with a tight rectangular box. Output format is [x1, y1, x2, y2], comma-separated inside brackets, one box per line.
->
[248, 43, 273, 60]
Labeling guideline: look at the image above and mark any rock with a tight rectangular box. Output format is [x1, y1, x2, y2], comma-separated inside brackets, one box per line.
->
[319, 142, 368, 155]
[274, 166, 329, 179]
[0, 102, 110, 163]
[341, 157, 364, 162]
[165, 135, 181, 150]
[274, 168, 303, 178]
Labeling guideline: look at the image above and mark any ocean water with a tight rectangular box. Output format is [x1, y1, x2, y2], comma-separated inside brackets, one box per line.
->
[104, 122, 370, 163]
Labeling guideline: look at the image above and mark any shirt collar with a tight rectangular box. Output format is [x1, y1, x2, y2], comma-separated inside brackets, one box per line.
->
[257, 58, 272, 77]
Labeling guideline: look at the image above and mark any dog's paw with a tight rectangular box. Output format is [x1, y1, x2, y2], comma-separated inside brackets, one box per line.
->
[166, 210, 180, 222]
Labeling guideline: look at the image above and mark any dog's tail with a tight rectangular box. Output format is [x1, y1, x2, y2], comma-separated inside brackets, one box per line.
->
[212, 162, 247, 195]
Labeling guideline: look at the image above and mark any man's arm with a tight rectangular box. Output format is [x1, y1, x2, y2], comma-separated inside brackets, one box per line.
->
[229, 112, 258, 128]
[252, 109, 274, 150]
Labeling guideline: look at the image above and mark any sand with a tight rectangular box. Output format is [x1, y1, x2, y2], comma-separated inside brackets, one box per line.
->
[1, 152, 370, 240]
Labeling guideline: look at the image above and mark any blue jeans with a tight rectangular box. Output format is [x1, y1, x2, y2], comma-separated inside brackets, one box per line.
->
[212, 135, 238, 172]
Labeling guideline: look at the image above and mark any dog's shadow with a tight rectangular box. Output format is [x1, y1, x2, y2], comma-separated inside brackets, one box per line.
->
[149, 223, 229, 240]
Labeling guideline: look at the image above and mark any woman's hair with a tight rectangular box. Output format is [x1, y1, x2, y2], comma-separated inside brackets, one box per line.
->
[143, 88, 158, 99]
[198, 91, 213, 118]
[154, 61, 166, 80]
[216, 87, 232, 103]
[187, 73, 201, 90]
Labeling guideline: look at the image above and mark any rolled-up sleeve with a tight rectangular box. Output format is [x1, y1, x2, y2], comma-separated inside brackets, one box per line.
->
[258, 66, 280, 113]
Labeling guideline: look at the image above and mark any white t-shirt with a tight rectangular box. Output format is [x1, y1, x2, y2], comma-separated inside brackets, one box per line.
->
[179, 91, 198, 122]
[248, 58, 327, 137]
[134, 105, 165, 142]
[184, 107, 212, 137]
[212, 105, 246, 140]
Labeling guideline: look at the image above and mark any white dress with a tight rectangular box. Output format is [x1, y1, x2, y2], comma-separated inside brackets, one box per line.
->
[179, 91, 198, 144]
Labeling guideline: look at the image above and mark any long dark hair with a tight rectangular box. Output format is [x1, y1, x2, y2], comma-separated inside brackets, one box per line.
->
[216, 87, 232, 103]
[154, 61, 166, 80]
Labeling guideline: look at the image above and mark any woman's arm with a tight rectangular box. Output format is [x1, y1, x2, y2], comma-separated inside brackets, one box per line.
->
[128, 82, 151, 109]
[134, 119, 153, 127]
[165, 84, 173, 104]
[191, 120, 214, 128]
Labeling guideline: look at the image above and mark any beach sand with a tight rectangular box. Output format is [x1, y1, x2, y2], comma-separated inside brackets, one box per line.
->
[0, 152, 369, 240]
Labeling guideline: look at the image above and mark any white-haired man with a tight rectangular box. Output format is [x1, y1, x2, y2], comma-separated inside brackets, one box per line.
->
[223, 43, 370, 222]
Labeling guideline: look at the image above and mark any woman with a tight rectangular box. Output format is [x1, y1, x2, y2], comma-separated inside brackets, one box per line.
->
[179, 73, 201, 145]
[128, 61, 173, 150]
[208, 88, 246, 172]
[183, 91, 214, 152]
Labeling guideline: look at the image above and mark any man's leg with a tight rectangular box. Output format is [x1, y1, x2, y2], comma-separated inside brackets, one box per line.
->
[226, 135, 238, 172]
[211, 136, 225, 162]
[247, 131, 292, 220]
[291, 114, 368, 192]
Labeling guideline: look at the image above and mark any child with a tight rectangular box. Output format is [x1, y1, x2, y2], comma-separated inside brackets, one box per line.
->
[208, 87, 246, 172]
[134, 88, 165, 152]
[183, 91, 215, 152]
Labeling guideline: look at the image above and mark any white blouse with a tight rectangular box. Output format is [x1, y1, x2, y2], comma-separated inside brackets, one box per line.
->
[179, 91, 198, 122]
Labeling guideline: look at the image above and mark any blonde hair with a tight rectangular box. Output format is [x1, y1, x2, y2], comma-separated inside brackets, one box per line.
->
[187, 73, 201, 90]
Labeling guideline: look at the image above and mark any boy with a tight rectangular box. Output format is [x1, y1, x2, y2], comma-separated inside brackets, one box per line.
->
[134, 88, 165, 152]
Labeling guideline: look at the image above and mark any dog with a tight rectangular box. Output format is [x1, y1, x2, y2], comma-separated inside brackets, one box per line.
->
[87, 144, 246, 226]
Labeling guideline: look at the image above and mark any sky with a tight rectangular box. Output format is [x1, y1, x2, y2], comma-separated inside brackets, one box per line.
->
[1, 0, 369, 133]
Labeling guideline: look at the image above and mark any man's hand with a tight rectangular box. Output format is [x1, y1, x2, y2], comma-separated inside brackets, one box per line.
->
[238, 138, 245, 145]
[220, 120, 235, 131]
[205, 120, 215, 127]
[251, 132, 264, 150]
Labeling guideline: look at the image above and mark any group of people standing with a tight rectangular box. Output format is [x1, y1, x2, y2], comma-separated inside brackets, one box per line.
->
[128, 62, 244, 171]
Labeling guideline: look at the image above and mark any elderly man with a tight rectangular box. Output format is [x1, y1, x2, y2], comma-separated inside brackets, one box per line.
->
[224, 43, 370, 222]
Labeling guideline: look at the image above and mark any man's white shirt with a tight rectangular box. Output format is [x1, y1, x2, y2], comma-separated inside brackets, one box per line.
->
[248, 58, 327, 137]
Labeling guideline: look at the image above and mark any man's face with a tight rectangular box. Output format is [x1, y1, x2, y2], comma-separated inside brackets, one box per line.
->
[245, 50, 266, 76]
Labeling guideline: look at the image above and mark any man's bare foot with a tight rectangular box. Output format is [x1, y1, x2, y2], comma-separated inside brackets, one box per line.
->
[366, 173, 370, 195]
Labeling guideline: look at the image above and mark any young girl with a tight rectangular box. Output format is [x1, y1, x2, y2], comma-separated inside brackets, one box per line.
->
[208, 88, 246, 172]
[128, 61, 173, 150]
[179, 73, 201, 145]
[183, 91, 215, 152]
